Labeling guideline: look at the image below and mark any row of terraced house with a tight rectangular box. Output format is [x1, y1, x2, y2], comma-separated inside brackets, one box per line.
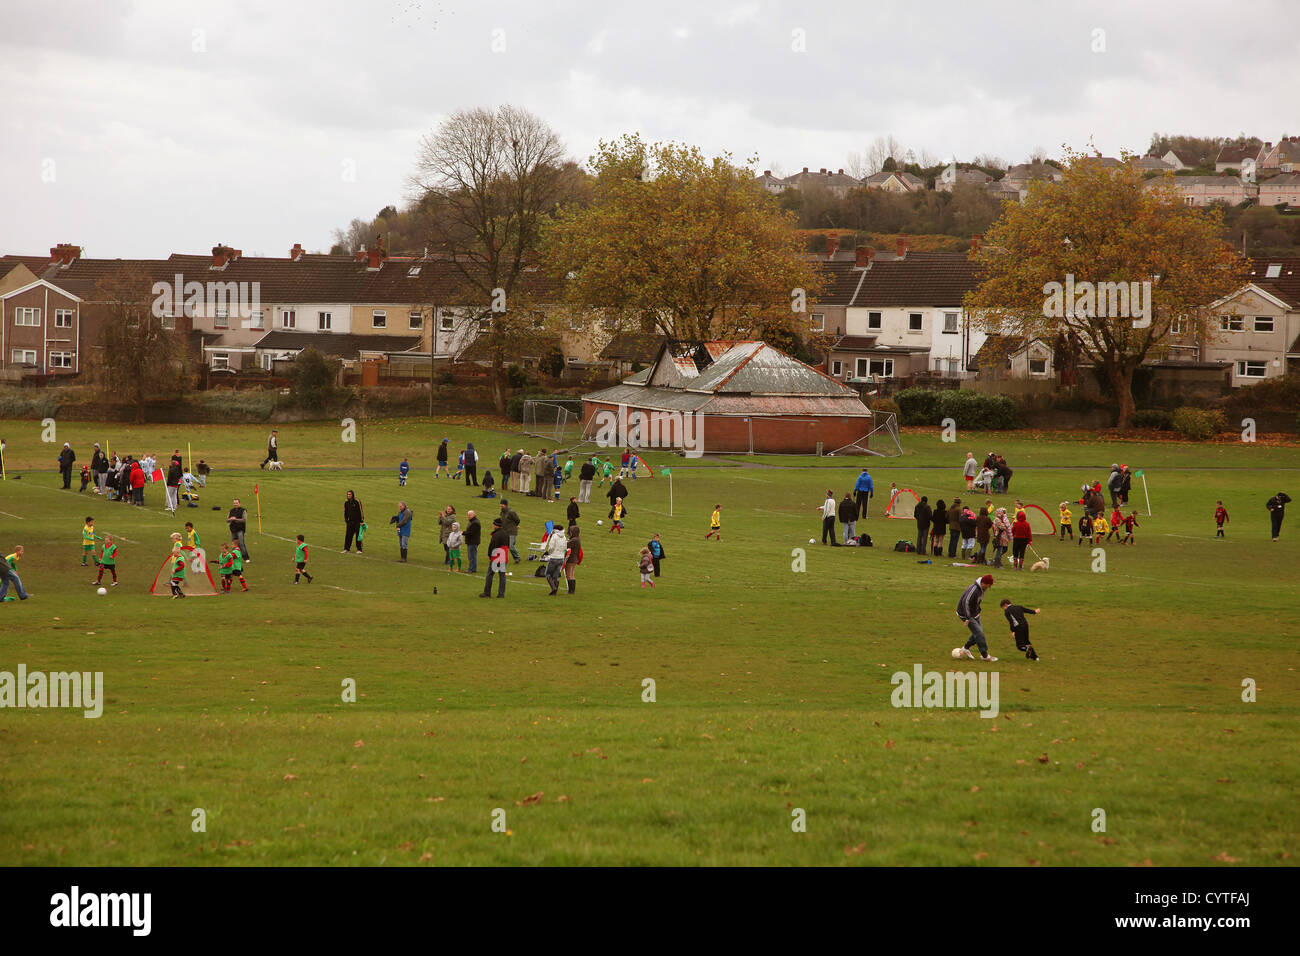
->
[2, 241, 1298, 393]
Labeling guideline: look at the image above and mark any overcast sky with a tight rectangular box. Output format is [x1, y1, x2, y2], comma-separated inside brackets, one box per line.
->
[1, 0, 1294, 258]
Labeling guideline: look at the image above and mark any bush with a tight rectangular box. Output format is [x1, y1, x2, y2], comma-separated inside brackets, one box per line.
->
[870, 397, 900, 418]
[1171, 407, 1227, 440]
[894, 387, 942, 426]
[935, 390, 1021, 430]
[1132, 408, 1173, 431]
[196, 390, 275, 421]
[0, 389, 62, 419]
[285, 347, 343, 411]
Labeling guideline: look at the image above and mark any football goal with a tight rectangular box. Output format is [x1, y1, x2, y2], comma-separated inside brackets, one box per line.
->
[522, 401, 577, 445]
[1019, 504, 1057, 537]
[828, 412, 904, 458]
[884, 487, 922, 519]
[148, 546, 219, 597]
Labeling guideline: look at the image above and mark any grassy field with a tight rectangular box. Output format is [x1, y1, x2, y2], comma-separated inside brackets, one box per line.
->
[0, 417, 1296, 866]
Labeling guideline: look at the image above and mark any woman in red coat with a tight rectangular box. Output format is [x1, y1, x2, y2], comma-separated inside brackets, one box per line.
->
[129, 460, 146, 506]
[1010, 511, 1033, 570]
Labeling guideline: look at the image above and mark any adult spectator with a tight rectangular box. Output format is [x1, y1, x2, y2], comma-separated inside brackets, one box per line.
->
[165, 456, 183, 513]
[1119, 465, 1133, 507]
[58, 442, 77, 489]
[542, 524, 568, 596]
[995, 456, 1012, 494]
[260, 430, 279, 469]
[914, 495, 933, 554]
[959, 504, 978, 560]
[227, 498, 250, 561]
[90, 443, 108, 495]
[976, 506, 993, 565]
[343, 491, 365, 553]
[438, 505, 457, 566]
[532, 449, 548, 497]
[606, 477, 629, 512]
[946, 497, 963, 558]
[563, 523, 581, 594]
[1107, 464, 1123, 509]
[479, 518, 510, 598]
[463, 442, 479, 486]
[464, 510, 482, 573]
[516, 450, 532, 494]
[963, 452, 978, 491]
[1086, 485, 1105, 518]
[990, 507, 1011, 568]
[498, 449, 512, 490]
[955, 574, 997, 662]
[499, 499, 521, 563]
[578, 458, 596, 503]
[1267, 491, 1292, 541]
[567, 496, 581, 525]
[853, 468, 874, 520]
[1010, 509, 1033, 571]
[394, 501, 413, 562]
[541, 454, 556, 501]
[818, 490, 840, 546]
[130, 458, 146, 505]
[838, 492, 857, 544]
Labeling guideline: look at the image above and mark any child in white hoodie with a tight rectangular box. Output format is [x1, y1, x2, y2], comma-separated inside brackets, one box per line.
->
[446, 522, 464, 571]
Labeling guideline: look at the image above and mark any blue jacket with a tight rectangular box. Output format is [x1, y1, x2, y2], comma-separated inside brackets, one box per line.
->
[854, 471, 874, 495]
[395, 508, 413, 536]
[399, 460, 410, 476]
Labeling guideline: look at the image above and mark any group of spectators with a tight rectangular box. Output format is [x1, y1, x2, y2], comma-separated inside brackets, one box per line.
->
[963, 452, 1013, 494]
[912, 496, 1024, 568]
[817, 468, 876, 546]
[497, 448, 563, 499]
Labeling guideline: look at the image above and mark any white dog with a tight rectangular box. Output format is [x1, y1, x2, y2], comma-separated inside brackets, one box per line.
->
[267, 460, 284, 471]
[1030, 555, 1050, 572]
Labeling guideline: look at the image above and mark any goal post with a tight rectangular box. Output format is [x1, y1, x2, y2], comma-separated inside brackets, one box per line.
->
[522, 400, 575, 445]
[829, 412, 904, 458]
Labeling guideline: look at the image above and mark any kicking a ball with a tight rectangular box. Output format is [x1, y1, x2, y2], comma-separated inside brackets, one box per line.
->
[952, 573, 997, 662]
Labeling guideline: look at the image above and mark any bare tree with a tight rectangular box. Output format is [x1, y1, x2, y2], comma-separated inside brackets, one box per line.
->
[863, 135, 904, 176]
[407, 105, 577, 413]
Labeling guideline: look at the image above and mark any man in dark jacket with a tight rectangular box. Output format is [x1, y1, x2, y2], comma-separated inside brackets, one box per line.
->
[499, 450, 511, 490]
[165, 457, 183, 513]
[260, 430, 279, 469]
[914, 496, 933, 554]
[838, 493, 858, 544]
[567, 497, 580, 525]
[955, 574, 997, 662]
[578, 459, 596, 503]
[499, 499, 521, 563]
[509, 450, 523, 492]
[463, 442, 478, 486]
[1267, 491, 1292, 541]
[464, 510, 482, 573]
[90, 444, 108, 494]
[58, 443, 76, 488]
[995, 456, 1012, 494]
[946, 498, 963, 558]
[480, 519, 510, 598]
[1119, 465, 1132, 506]
[606, 478, 628, 511]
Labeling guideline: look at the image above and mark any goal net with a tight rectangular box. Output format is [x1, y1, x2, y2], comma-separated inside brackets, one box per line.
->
[1020, 504, 1057, 537]
[523, 401, 574, 445]
[884, 487, 921, 519]
[828, 412, 904, 458]
[148, 546, 219, 597]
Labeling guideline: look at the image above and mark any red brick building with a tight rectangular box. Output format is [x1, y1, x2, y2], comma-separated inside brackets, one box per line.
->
[582, 340, 872, 455]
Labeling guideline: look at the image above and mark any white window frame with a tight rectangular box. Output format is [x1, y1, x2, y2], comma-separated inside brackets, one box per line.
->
[214, 308, 229, 330]
[855, 358, 869, 378]
[947, 357, 959, 375]
[318, 311, 332, 331]
[251, 310, 265, 330]
[1236, 360, 1266, 378]
[867, 311, 882, 331]
[160, 313, 176, 331]
[1219, 314, 1244, 332]
[409, 311, 424, 330]
[11, 348, 37, 365]
[1254, 316, 1274, 333]
[868, 358, 894, 378]
[49, 351, 75, 369]
[440, 313, 455, 332]
[831, 360, 843, 376]
[211, 353, 230, 370]
[810, 312, 825, 332]
[282, 309, 296, 329]
[908, 312, 924, 333]
[372, 310, 386, 329]
[1170, 315, 1186, 335]
[260, 353, 272, 371]
[942, 312, 958, 334]
[14, 308, 40, 327]
[54, 309, 74, 328]
[1029, 357, 1048, 375]
[569, 316, 584, 331]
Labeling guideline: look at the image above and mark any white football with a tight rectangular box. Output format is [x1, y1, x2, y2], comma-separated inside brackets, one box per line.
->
[951, 647, 964, 659]
[809, 538, 815, 544]
[597, 520, 603, 525]
[97, 587, 107, 596]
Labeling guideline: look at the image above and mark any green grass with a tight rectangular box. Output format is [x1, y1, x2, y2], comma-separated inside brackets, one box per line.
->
[0, 417, 1296, 865]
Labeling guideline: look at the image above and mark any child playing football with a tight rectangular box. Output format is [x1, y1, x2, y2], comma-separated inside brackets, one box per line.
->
[1106, 507, 1124, 542]
[1091, 513, 1109, 545]
[1215, 501, 1229, 538]
[183, 522, 201, 551]
[168, 544, 187, 598]
[705, 504, 722, 542]
[1077, 512, 1093, 545]
[81, 517, 98, 566]
[94, 535, 118, 587]
[1058, 502, 1073, 541]
[293, 534, 314, 583]
[1121, 511, 1140, 545]
[218, 544, 234, 593]
[231, 544, 248, 592]
[1000, 598, 1041, 660]
[609, 497, 626, 534]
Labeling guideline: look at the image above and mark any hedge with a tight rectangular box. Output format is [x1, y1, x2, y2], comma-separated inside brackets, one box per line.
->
[1171, 407, 1227, 441]
[894, 388, 1020, 429]
[1132, 408, 1173, 431]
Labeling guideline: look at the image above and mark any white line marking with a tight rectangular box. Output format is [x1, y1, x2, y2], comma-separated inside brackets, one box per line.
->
[0, 510, 25, 520]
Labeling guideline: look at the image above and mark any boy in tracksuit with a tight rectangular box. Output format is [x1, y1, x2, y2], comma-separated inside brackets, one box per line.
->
[1214, 501, 1229, 537]
[81, 517, 98, 566]
[1000, 599, 1040, 660]
[94, 535, 118, 586]
[294, 534, 314, 583]
[955, 574, 997, 662]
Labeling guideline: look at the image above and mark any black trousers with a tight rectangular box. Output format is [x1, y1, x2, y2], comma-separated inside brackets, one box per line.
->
[855, 492, 871, 519]
[1271, 512, 1284, 538]
[482, 569, 506, 597]
[916, 521, 930, 553]
[344, 521, 363, 551]
[465, 465, 478, 486]
[61, 466, 73, 488]
[821, 515, 839, 545]
[651, 557, 661, 577]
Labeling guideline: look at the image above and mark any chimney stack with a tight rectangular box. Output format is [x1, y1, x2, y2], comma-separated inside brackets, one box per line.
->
[802, 167, 809, 174]
[210, 244, 241, 270]
[354, 246, 367, 263]
[819, 168, 827, 175]
[855, 246, 875, 268]
[896, 235, 909, 258]
[49, 243, 81, 267]
[290, 242, 304, 262]
[826, 235, 840, 258]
